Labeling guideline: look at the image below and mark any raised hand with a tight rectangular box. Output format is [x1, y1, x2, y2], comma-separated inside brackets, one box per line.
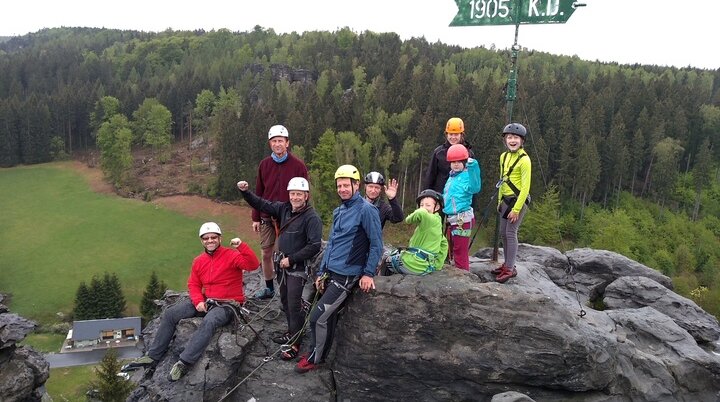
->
[385, 178, 399, 200]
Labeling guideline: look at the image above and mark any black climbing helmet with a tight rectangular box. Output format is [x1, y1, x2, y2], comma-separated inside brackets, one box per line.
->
[416, 189, 443, 210]
[502, 123, 527, 139]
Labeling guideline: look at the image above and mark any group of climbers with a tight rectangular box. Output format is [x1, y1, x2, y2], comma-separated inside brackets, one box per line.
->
[127, 119, 531, 380]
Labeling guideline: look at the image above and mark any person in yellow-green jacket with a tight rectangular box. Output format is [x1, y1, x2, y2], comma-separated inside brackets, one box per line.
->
[382, 189, 448, 275]
[494, 123, 532, 283]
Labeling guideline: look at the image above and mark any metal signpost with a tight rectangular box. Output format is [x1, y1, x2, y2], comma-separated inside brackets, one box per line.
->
[450, 0, 584, 261]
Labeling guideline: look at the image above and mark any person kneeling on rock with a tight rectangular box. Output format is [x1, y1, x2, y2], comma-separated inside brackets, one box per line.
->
[125, 222, 259, 382]
[381, 189, 448, 276]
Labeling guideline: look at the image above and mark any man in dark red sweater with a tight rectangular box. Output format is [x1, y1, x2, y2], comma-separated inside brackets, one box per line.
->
[251, 125, 309, 299]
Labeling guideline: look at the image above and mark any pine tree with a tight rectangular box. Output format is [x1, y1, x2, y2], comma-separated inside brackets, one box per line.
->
[140, 271, 167, 322]
[73, 281, 92, 321]
[521, 185, 562, 246]
[88, 275, 105, 319]
[308, 129, 340, 222]
[691, 139, 713, 221]
[87, 348, 134, 402]
[105, 273, 126, 318]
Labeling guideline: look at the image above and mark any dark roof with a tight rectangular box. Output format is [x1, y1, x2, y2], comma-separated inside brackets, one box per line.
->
[72, 317, 141, 341]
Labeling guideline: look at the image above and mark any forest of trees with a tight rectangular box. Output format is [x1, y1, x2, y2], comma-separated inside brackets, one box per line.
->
[73, 273, 126, 320]
[2, 27, 719, 315]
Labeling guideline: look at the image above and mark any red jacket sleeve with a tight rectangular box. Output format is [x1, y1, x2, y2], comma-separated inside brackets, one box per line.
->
[235, 242, 260, 271]
[187, 258, 204, 306]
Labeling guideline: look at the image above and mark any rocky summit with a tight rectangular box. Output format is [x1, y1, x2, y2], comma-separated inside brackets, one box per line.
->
[0, 294, 50, 402]
[129, 245, 720, 402]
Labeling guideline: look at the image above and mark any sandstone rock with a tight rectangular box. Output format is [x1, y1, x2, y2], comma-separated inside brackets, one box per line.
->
[332, 260, 720, 401]
[128, 289, 334, 402]
[604, 276, 720, 345]
[0, 310, 49, 402]
[565, 248, 672, 300]
[0, 313, 36, 350]
[133, 247, 720, 402]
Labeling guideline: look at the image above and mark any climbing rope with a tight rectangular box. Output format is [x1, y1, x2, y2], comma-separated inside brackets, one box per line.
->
[519, 102, 587, 318]
[216, 273, 325, 402]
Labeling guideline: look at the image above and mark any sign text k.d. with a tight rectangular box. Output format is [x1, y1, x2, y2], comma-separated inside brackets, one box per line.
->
[450, 0, 580, 26]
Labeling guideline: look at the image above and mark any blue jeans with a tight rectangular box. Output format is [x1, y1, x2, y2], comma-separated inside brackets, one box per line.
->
[147, 298, 233, 365]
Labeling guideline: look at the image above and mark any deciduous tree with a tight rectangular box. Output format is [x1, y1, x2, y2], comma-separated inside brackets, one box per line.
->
[96, 114, 132, 187]
[132, 98, 173, 160]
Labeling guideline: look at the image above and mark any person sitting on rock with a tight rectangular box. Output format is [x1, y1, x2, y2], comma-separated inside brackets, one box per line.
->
[125, 222, 259, 382]
[296, 165, 383, 374]
[237, 177, 323, 361]
[382, 189, 448, 275]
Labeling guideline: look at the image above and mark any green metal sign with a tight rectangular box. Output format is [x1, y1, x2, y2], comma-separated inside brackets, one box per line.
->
[450, 0, 580, 26]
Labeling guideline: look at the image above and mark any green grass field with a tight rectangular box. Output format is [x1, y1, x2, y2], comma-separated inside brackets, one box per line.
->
[21, 332, 66, 352]
[46, 365, 97, 401]
[0, 163, 233, 324]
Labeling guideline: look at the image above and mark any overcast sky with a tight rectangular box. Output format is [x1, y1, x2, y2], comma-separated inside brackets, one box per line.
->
[2, 0, 718, 70]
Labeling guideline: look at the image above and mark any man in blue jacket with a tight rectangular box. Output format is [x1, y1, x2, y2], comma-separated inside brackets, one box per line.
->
[296, 165, 383, 373]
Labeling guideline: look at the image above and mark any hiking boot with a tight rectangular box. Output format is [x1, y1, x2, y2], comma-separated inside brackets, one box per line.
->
[496, 266, 518, 284]
[122, 355, 156, 371]
[295, 355, 320, 373]
[254, 287, 275, 299]
[272, 332, 292, 345]
[491, 264, 506, 275]
[168, 360, 190, 382]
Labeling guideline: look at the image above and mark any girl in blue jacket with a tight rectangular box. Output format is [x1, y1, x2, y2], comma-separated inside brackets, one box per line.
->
[443, 144, 481, 270]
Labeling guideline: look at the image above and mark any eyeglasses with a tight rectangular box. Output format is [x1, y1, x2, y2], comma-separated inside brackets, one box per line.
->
[201, 235, 219, 242]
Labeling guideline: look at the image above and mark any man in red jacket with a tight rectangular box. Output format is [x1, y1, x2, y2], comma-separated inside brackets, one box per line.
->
[251, 124, 309, 299]
[126, 222, 259, 382]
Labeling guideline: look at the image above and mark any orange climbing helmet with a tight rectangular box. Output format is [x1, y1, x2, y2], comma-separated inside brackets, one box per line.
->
[445, 117, 465, 134]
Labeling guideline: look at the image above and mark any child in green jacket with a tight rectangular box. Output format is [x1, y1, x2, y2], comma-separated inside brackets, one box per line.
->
[383, 189, 448, 275]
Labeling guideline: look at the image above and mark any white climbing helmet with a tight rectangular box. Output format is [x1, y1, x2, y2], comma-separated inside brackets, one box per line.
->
[287, 177, 310, 192]
[268, 124, 289, 140]
[198, 222, 222, 237]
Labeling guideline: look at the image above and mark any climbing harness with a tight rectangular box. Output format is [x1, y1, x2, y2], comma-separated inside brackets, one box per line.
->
[499, 151, 532, 212]
[206, 298, 271, 354]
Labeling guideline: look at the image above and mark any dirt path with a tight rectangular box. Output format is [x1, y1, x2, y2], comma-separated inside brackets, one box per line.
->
[62, 161, 115, 195]
[64, 161, 257, 241]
